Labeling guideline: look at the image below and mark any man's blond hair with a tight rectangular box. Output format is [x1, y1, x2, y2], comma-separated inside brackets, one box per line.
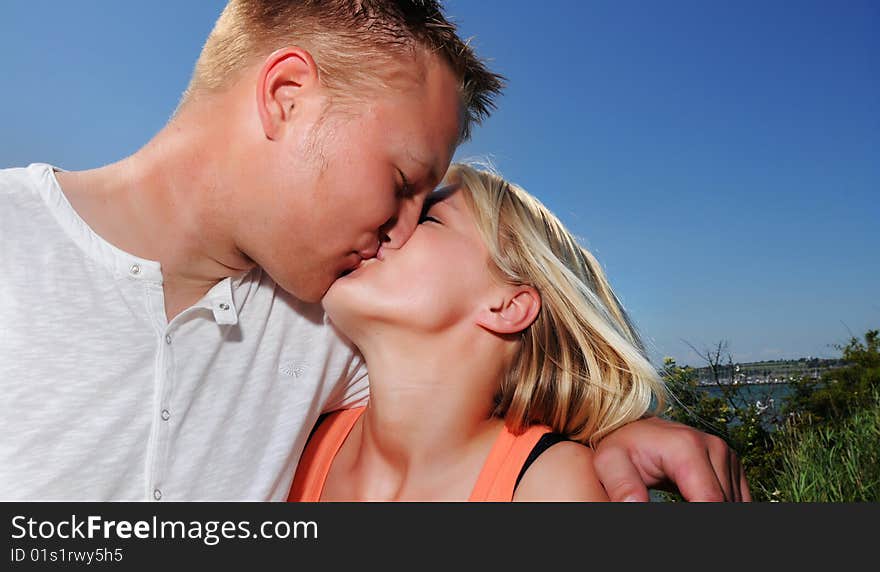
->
[184, 0, 504, 141]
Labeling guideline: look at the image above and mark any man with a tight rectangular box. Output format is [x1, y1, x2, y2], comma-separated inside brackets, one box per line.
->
[0, 0, 748, 501]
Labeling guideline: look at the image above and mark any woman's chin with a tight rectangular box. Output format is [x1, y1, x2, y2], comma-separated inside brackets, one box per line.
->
[320, 286, 347, 320]
[321, 290, 367, 339]
[322, 271, 355, 306]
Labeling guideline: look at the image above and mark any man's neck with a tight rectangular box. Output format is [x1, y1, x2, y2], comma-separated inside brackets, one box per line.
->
[54, 120, 255, 321]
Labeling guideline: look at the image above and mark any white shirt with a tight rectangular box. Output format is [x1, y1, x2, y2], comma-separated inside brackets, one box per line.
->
[0, 163, 369, 501]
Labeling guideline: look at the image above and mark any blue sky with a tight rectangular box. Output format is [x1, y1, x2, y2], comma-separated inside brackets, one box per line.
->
[1, 1, 877, 366]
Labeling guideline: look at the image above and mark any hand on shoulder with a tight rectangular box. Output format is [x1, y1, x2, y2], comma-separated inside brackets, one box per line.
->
[512, 441, 609, 502]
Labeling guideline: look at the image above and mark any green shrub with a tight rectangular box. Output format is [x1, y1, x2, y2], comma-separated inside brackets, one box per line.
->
[761, 388, 880, 502]
[657, 329, 879, 502]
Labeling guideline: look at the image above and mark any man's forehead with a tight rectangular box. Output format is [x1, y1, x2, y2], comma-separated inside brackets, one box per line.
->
[395, 55, 464, 178]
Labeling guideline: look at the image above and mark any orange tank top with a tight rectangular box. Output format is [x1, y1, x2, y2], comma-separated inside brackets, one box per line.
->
[288, 407, 553, 502]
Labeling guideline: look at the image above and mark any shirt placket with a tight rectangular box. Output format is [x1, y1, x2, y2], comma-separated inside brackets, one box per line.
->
[143, 276, 239, 501]
[120, 256, 172, 502]
[144, 281, 174, 502]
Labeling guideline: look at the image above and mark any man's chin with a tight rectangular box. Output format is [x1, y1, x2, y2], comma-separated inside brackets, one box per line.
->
[272, 273, 332, 305]
[297, 292, 325, 304]
[303, 282, 334, 304]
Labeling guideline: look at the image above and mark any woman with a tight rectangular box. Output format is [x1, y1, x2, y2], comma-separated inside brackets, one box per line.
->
[289, 163, 667, 501]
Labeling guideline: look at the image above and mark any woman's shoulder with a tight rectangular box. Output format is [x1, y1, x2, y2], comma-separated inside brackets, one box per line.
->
[512, 439, 609, 502]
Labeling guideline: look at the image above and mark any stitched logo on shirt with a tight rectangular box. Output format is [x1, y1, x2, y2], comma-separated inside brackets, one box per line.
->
[279, 362, 305, 378]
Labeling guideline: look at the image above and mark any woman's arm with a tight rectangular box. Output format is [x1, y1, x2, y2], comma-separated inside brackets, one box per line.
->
[512, 441, 609, 502]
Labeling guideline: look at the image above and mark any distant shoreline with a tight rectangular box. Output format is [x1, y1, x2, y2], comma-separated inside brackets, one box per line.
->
[673, 357, 847, 386]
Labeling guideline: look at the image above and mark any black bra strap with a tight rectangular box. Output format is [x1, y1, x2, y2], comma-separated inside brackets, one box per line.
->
[514, 432, 570, 490]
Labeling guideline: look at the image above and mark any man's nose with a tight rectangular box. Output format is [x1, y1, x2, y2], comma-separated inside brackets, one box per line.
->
[379, 199, 422, 250]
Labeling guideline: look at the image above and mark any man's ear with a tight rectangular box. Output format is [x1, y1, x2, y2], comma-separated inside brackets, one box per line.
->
[256, 47, 320, 141]
[476, 286, 541, 335]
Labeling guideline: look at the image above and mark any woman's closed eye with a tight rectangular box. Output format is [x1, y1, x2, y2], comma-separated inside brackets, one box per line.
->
[418, 213, 441, 225]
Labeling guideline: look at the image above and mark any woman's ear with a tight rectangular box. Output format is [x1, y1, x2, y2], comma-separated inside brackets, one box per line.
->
[256, 46, 320, 141]
[476, 286, 541, 335]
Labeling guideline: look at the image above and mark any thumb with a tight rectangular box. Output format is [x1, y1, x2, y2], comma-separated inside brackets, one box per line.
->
[593, 447, 650, 502]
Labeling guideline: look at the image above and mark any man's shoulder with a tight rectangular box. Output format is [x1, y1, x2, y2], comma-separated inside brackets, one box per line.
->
[0, 163, 54, 203]
[0, 163, 67, 241]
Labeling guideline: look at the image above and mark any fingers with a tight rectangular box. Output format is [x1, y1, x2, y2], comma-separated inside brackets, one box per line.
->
[592, 416, 752, 502]
[708, 436, 734, 502]
[668, 433, 730, 502]
[672, 453, 727, 502]
[676, 436, 754, 502]
[741, 471, 753, 502]
[728, 450, 741, 502]
[723, 447, 752, 502]
[731, 451, 752, 502]
[592, 447, 651, 502]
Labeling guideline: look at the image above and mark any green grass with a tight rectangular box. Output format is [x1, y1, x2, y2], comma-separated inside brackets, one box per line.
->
[760, 389, 880, 502]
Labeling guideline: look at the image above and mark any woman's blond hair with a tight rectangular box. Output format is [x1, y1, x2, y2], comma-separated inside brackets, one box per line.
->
[445, 163, 666, 446]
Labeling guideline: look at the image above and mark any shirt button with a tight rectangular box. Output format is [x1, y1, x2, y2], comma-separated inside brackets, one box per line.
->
[129, 264, 141, 276]
[219, 302, 230, 311]
[153, 489, 162, 501]
[165, 334, 172, 345]
[161, 409, 170, 421]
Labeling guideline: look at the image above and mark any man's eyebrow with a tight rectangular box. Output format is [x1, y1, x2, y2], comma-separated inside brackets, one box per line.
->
[422, 184, 458, 213]
[407, 151, 439, 185]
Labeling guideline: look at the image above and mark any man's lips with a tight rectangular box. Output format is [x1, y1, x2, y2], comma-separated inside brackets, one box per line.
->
[358, 243, 380, 260]
[339, 250, 383, 278]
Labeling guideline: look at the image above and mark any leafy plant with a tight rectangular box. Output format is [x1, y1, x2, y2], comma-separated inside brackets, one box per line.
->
[657, 329, 879, 502]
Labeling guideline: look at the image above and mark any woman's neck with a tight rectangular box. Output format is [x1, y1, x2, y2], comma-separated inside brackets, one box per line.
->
[332, 331, 511, 500]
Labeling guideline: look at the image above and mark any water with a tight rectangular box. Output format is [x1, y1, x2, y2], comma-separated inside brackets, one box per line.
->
[700, 382, 793, 406]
